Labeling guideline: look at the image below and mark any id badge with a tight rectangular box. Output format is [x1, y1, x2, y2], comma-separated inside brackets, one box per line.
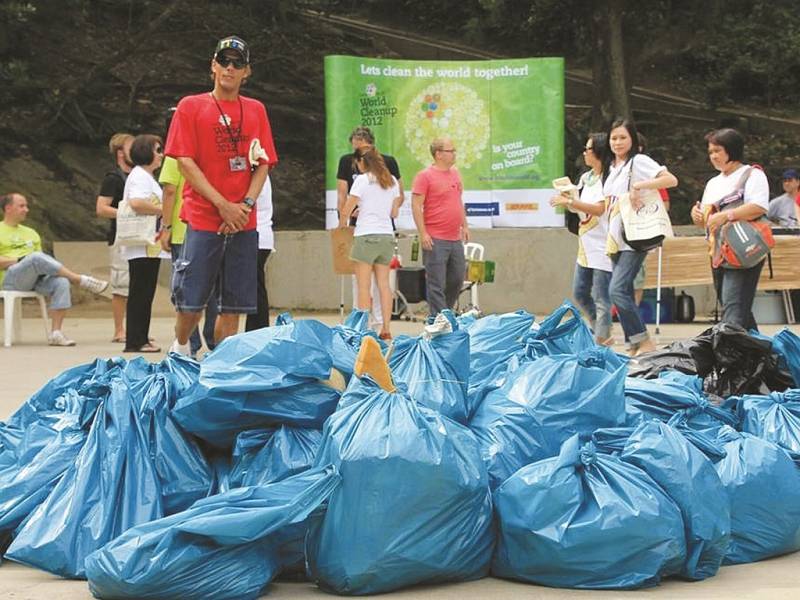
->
[229, 156, 247, 172]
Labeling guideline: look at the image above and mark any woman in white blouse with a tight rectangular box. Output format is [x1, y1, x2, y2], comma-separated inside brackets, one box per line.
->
[602, 119, 678, 356]
[691, 128, 768, 330]
[120, 134, 165, 353]
[550, 132, 613, 345]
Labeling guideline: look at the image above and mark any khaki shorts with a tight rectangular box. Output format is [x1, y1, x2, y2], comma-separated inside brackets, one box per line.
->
[350, 234, 394, 266]
[110, 244, 130, 296]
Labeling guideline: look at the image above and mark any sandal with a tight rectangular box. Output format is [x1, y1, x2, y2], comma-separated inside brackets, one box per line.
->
[123, 342, 161, 353]
[111, 336, 125, 343]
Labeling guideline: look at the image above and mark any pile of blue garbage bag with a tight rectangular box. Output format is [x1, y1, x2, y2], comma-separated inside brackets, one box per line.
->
[2, 304, 800, 597]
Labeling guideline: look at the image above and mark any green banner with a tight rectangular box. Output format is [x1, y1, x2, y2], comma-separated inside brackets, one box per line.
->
[325, 55, 564, 229]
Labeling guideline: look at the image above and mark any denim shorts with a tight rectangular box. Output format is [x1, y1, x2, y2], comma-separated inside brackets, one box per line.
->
[350, 234, 394, 265]
[171, 225, 257, 314]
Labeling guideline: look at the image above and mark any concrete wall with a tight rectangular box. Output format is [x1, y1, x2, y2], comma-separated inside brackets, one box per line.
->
[265, 229, 579, 315]
[54, 230, 725, 317]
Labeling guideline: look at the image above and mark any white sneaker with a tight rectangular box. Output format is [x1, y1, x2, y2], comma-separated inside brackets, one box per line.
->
[49, 330, 76, 346]
[79, 275, 109, 295]
[169, 338, 191, 356]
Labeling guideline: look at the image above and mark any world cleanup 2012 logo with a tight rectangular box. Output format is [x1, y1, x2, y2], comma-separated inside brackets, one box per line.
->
[359, 83, 398, 128]
[404, 82, 489, 169]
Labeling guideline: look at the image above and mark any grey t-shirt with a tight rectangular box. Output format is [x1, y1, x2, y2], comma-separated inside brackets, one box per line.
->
[767, 193, 798, 227]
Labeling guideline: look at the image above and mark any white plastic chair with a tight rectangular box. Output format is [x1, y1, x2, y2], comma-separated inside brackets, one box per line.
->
[1, 290, 50, 347]
[461, 242, 485, 311]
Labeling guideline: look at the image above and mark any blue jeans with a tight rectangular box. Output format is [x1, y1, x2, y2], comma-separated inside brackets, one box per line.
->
[171, 244, 218, 355]
[573, 264, 612, 340]
[2, 252, 71, 310]
[712, 260, 764, 331]
[610, 250, 649, 345]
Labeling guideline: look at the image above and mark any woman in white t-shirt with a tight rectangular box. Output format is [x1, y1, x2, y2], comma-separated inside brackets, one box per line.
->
[551, 132, 613, 345]
[691, 128, 769, 330]
[120, 134, 166, 353]
[339, 148, 401, 340]
[603, 119, 678, 356]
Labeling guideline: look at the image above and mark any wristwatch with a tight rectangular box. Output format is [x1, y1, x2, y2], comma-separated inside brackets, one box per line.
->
[243, 197, 255, 209]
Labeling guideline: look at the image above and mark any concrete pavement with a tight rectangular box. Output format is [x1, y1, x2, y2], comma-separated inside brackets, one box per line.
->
[1, 314, 799, 599]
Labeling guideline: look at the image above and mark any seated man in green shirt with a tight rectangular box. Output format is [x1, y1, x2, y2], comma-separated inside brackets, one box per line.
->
[0, 193, 109, 346]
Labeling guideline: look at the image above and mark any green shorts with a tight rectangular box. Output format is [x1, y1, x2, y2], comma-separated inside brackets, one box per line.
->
[351, 234, 394, 265]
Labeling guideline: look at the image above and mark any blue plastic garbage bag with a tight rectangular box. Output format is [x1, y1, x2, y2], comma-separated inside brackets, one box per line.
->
[331, 309, 384, 378]
[173, 380, 339, 448]
[470, 347, 627, 489]
[658, 370, 705, 394]
[85, 465, 341, 600]
[526, 300, 595, 356]
[771, 328, 800, 385]
[0, 361, 127, 548]
[493, 434, 685, 589]
[172, 320, 342, 448]
[714, 425, 800, 564]
[594, 422, 730, 580]
[732, 389, 800, 463]
[306, 377, 494, 595]
[135, 373, 212, 515]
[157, 352, 200, 395]
[462, 310, 534, 415]
[0, 413, 87, 544]
[6, 378, 164, 578]
[199, 319, 335, 390]
[624, 376, 737, 436]
[2, 359, 119, 435]
[361, 322, 470, 422]
[229, 426, 322, 488]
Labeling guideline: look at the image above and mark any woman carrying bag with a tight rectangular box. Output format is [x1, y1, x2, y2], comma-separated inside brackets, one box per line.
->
[691, 128, 770, 330]
[603, 119, 678, 356]
[118, 134, 167, 353]
[551, 132, 613, 345]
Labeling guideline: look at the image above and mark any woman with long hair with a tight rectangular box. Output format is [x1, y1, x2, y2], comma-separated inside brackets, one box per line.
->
[121, 134, 166, 353]
[691, 128, 769, 330]
[551, 132, 613, 345]
[339, 148, 402, 340]
[603, 119, 678, 355]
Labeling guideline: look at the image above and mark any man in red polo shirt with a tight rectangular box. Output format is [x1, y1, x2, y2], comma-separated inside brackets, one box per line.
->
[411, 137, 470, 316]
[165, 35, 278, 354]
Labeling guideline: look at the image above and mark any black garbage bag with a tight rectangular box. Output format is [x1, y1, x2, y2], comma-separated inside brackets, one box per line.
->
[630, 323, 793, 397]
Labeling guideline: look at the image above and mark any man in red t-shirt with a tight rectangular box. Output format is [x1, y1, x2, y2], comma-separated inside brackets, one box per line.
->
[165, 35, 278, 353]
[411, 138, 470, 316]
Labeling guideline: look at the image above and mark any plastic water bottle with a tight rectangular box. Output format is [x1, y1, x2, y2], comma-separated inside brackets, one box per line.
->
[411, 235, 420, 262]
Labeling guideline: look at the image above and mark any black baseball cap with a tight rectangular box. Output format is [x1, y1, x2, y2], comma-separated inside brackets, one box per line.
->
[781, 168, 799, 180]
[215, 36, 249, 64]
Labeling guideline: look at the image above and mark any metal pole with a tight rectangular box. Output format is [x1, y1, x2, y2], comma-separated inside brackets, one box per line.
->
[655, 246, 663, 335]
[340, 275, 345, 322]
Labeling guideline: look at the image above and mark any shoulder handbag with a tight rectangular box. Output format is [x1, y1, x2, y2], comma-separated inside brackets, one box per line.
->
[619, 156, 674, 252]
[115, 198, 159, 246]
[710, 167, 775, 269]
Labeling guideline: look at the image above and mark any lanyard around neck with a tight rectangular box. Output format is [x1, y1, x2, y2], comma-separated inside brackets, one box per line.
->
[210, 92, 244, 156]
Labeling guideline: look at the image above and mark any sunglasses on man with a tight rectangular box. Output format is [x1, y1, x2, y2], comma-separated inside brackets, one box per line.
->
[216, 55, 247, 69]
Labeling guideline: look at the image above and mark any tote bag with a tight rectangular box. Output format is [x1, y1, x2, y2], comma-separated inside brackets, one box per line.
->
[619, 157, 673, 252]
[115, 198, 158, 247]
